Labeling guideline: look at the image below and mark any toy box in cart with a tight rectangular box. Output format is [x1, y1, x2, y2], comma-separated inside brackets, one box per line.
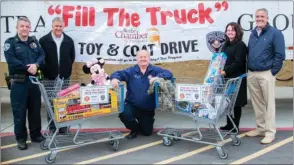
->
[53, 86, 119, 123]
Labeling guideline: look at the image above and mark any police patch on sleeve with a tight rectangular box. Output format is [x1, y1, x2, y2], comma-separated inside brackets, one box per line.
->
[4, 43, 10, 51]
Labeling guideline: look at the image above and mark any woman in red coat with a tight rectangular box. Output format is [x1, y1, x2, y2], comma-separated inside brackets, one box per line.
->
[220, 22, 248, 132]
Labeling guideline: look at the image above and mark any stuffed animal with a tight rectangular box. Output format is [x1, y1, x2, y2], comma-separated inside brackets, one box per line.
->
[147, 77, 175, 111]
[82, 58, 110, 86]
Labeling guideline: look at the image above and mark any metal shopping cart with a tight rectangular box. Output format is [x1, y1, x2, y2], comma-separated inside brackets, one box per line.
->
[155, 74, 247, 159]
[29, 76, 125, 164]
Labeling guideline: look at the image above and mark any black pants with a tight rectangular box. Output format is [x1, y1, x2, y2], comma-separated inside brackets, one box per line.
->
[10, 81, 42, 142]
[119, 103, 155, 136]
[226, 106, 242, 128]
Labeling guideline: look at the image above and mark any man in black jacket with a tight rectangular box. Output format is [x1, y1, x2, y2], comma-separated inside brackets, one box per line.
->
[39, 16, 75, 134]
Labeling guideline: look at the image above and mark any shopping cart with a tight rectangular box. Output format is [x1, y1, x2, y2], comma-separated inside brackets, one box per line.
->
[29, 76, 125, 164]
[155, 74, 247, 159]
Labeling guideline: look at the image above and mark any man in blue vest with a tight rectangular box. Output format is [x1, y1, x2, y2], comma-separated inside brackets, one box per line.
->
[4, 17, 45, 150]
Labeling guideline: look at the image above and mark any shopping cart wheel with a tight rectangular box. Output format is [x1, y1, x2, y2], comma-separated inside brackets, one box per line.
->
[113, 140, 119, 151]
[163, 137, 173, 146]
[216, 147, 228, 159]
[40, 139, 49, 150]
[230, 135, 241, 146]
[45, 153, 56, 164]
[109, 136, 114, 145]
[232, 137, 241, 146]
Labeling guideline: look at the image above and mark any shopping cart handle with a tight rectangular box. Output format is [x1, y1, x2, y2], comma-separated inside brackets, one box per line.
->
[29, 76, 41, 84]
[154, 82, 160, 108]
[171, 77, 176, 84]
[119, 84, 125, 112]
[238, 74, 247, 79]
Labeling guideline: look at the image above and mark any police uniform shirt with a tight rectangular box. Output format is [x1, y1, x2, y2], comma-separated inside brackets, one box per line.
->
[4, 35, 45, 75]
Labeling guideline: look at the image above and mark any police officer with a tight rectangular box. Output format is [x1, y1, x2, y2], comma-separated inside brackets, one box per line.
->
[4, 17, 45, 150]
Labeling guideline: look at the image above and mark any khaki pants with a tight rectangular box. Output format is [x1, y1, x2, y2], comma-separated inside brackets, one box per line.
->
[247, 70, 276, 138]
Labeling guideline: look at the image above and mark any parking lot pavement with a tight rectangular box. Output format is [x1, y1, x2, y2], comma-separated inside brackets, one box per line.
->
[1, 130, 293, 164]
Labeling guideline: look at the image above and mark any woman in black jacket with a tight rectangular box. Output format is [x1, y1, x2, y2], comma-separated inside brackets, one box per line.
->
[220, 22, 248, 132]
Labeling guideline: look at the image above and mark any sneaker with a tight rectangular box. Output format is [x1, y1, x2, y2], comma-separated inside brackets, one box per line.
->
[31, 135, 45, 143]
[17, 141, 28, 150]
[246, 130, 265, 137]
[261, 136, 275, 144]
[126, 131, 137, 139]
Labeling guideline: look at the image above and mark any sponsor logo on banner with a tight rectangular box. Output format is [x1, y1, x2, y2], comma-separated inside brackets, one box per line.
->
[147, 27, 160, 46]
[115, 28, 147, 46]
[114, 27, 160, 47]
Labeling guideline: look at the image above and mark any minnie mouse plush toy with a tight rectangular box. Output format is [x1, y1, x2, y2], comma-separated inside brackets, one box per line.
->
[82, 58, 110, 86]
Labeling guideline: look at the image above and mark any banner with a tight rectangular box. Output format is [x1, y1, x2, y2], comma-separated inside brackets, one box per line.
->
[1, 1, 293, 64]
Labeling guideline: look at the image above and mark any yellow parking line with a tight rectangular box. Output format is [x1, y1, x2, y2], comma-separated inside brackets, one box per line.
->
[154, 132, 248, 164]
[74, 131, 204, 164]
[1, 141, 31, 149]
[230, 136, 293, 164]
[1, 148, 72, 165]
[1, 133, 128, 164]
[75, 140, 163, 164]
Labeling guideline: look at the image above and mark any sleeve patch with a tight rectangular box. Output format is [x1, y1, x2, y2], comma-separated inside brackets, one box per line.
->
[4, 43, 10, 51]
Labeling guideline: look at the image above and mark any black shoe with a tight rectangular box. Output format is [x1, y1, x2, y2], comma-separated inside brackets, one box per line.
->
[59, 127, 69, 134]
[17, 141, 28, 150]
[231, 128, 239, 134]
[31, 135, 45, 143]
[220, 125, 239, 133]
[220, 124, 233, 131]
[126, 131, 137, 139]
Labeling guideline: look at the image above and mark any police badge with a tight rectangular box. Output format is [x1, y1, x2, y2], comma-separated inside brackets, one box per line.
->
[30, 42, 37, 49]
[206, 31, 226, 53]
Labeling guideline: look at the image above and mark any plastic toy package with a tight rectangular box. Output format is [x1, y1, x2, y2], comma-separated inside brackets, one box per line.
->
[52, 85, 119, 123]
[175, 52, 228, 119]
[204, 52, 227, 85]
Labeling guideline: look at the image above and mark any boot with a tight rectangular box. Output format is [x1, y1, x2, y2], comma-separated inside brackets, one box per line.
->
[126, 131, 138, 139]
[31, 135, 45, 143]
[17, 140, 28, 150]
[220, 116, 233, 130]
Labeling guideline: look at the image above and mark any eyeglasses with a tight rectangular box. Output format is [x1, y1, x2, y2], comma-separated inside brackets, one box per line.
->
[255, 15, 266, 18]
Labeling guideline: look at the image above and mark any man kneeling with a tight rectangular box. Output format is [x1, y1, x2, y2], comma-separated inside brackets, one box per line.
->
[110, 50, 173, 139]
